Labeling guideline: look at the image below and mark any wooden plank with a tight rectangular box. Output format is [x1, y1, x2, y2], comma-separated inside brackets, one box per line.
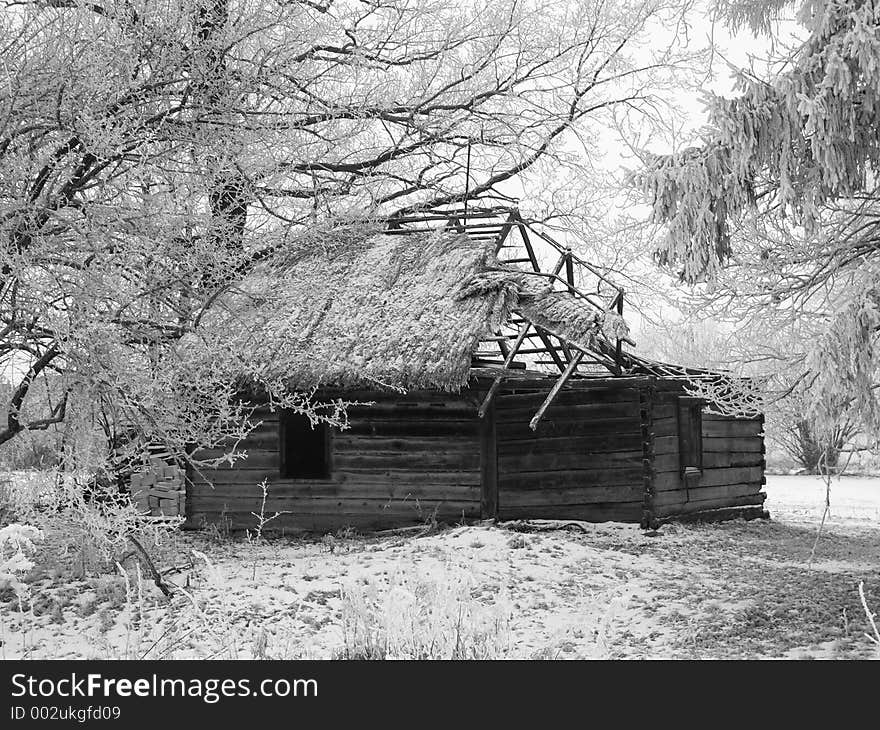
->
[702, 451, 765, 469]
[702, 436, 764, 453]
[499, 450, 644, 472]
[188, 496, 479, 512]
[190, 469, 481, 486]
[702, 420, 763, 438]
[495, 389, 639, 410]
[480, 403, 498, 519]
[698, 466, 764, 487]
[498, 468, 643, 490]
[501, 484, 645, 506]
[652, 435, 679, 455]
[654, 451, 764, 472]
[189, 483, 481, 500]
[498, 502, 643, 522]
[651, 418, 678, 437]
[342, 421, 480, 438]
[333, 436, 479, 452]
[651, 404, 676, 421]
[495, 375, 653, 391]
[332, 453, 481, 471]
[497, 416, 641, 440]
[654, 471, 685, 491]
[654, 492, 766, 518]
[657, 505, 769, 524]
[190, 506, 480, 532]
[653, 483, 764, 508]
[652, 452, 679, 472]
[497, 432, 644, 453]
[345, 404, 478, 418]
[652, 489, 688, 509]
[686, 482, 764, 502]
[498, 401, 641, 422]
[657, 467, 765, 491]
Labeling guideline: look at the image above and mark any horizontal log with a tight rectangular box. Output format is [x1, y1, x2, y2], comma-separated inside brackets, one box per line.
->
[341, 421, 480, 438]
[652, 452, 679, 472]
[650, 418, 678, 438]
[494, 376, 651, 392]
[187, 496, 478, 514]
[500, 484, 645, 507]
[189, 482, 480, 500]
[202, 435, 478, 458]
[702, 451, 765, 469]
[657, 505, 769, 524]
[187, 506, 479, 532]
[702, 420, 763, 438]
[698, 466, 764, 487]
[497, 416, 641, 440]
[497, 402, 642, 422]
[499, 468, 643, 490]
[653, 466, 764, 491]
[498, 450, 644, 472]
[652, 435, 680, 455]
[344, 405, 479, 419]
[332, 452, 481, 471]
[652, 483, 764, 507]
[652, 489, 688, 509]
[685, 482, 765, 502]
[495, 389, 639, 410]
[497, 433, 644, 453]
[654, 492, 766, 518]
[702, 436, 764, 453]
[333, 436, 478, 452]
[651, 405, 676, 421]
[498, 502, 643, 522]
[190, 469, 480, 487]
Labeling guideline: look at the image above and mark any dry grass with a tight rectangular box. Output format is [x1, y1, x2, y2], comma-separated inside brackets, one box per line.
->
[336, 566, 511, 659]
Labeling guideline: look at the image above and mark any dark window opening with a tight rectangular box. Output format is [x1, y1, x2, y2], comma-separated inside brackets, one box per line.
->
[678, 396, 703, 473]
[279, 411, 330, 479]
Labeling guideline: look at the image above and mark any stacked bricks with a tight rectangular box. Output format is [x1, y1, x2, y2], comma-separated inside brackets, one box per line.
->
[130, 458, 184, 517]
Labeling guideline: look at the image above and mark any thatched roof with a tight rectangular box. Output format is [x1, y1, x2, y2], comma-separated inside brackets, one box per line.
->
[224, 229, 627, 392]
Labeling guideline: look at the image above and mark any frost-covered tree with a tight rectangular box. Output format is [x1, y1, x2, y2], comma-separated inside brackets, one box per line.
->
[635, 0, 880, 435]
[1, 0, 699, 466]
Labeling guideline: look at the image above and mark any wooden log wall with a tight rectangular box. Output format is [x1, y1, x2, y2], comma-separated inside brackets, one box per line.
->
[494, 380, 647, 522]
[186, 393, 483, 532]
[653, 405, 767, 520]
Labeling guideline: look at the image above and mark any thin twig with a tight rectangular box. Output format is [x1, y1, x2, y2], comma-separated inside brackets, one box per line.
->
[127, 535, 172, 597]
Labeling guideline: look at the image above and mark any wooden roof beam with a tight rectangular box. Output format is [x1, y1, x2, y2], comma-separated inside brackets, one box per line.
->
[478, 322, 531, 418]
[529, 350, 585, 431]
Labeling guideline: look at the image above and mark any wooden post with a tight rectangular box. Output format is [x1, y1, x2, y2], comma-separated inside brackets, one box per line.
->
[528, 350, 584, 431]
[614, 288, 624, 375]
[516, 219, 541, 271]
[564, 247, 575, 294]
[639, 381, 657, 530]
[478, 322, 530, 418]
[480, 401, 498, 520]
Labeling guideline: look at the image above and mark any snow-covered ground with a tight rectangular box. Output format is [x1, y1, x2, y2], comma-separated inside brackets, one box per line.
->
[765, 474, 880, 523]
[2, 474, 879, 660]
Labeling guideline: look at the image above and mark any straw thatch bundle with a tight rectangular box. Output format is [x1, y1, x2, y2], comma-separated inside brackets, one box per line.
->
[221, 229, 626, 392]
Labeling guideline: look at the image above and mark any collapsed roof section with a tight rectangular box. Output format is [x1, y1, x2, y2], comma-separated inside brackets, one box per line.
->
[219, 206, 725, 419]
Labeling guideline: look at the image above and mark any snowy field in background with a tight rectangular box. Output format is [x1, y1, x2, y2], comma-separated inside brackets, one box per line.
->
[765, 474, 880, 523]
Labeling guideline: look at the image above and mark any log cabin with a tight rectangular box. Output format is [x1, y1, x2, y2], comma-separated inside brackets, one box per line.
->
[183, 209, 767, 532]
